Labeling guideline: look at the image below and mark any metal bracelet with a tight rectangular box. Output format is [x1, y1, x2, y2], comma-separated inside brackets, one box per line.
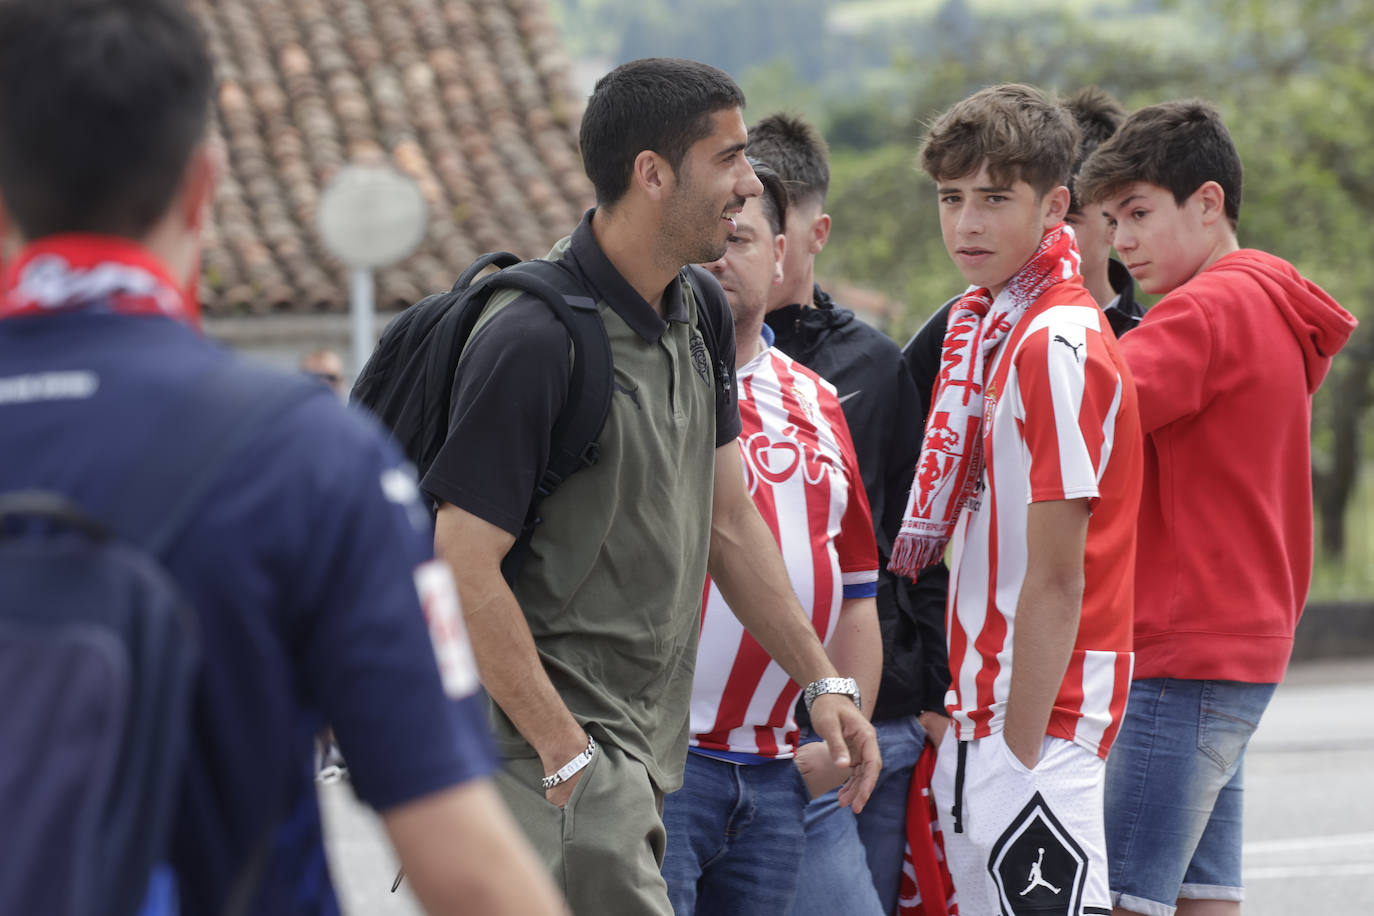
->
[540, 734, 597, 790]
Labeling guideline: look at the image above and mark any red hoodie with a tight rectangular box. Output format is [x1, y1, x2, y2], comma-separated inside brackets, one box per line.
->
[1121, 249, 1357, 682]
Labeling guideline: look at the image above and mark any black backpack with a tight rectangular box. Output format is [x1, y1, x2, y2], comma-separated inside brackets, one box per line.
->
[350, 252, 733, 579]
[0, 363, 320, 916]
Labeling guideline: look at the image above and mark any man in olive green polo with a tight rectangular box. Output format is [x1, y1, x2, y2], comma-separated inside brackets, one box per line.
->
[422, 58, 880, 915]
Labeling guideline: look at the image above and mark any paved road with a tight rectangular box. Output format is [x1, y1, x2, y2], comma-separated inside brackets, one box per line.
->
[1241, 658, 1374, 915]
[320, 658, 1374, 915]
[318, 777, 419, 915]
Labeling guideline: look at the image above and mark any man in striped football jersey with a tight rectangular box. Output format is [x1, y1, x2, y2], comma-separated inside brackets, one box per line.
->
[661, 161, 882, 915]
[890, 84, 1143, 916]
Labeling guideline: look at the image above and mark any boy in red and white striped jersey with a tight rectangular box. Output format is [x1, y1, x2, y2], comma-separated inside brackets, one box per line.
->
[661, 161, 882, 916]
[891, 84, 1142, 916]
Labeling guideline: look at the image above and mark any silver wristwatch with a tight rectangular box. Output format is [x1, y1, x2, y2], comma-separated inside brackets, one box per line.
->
[803, 676, 862, 714]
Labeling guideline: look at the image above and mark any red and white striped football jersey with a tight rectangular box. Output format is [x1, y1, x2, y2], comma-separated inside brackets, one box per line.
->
[690, 344, 878, 758]
[944, 284, 1141, 760]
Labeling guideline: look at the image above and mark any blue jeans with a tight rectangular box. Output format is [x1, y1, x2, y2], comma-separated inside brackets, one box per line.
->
[1106, 678, 1277, 916]
[790, 715, 927, 916]
[661, 752, 810, 916]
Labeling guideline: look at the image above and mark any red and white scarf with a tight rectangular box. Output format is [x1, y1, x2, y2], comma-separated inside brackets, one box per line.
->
[896, 741, 958, 915]
[0, 234, 197, 327]
[889, 223, 1080, 578]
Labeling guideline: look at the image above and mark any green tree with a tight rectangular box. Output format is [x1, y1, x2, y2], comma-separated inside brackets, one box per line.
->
[1192, 0, 1374, 559]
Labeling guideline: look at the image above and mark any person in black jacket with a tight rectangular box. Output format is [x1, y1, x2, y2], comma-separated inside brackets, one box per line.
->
[748, 113, 944, 916]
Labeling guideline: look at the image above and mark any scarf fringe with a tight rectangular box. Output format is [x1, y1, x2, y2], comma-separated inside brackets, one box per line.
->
[888, 532, 946, 579]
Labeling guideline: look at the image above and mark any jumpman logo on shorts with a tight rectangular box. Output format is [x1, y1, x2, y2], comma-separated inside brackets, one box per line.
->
[1019, 848, 1061, 896]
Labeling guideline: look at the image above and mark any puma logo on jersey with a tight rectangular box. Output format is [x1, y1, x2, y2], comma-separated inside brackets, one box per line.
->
[614, 381, 642, 410]
[1053, 335, 1084, 362]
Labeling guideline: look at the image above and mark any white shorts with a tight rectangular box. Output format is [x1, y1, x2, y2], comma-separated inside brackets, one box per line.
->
[931, 727, 1111, 915]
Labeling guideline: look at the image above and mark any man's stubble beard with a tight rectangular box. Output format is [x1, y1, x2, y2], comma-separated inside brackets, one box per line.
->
[660, 171, 728, 268]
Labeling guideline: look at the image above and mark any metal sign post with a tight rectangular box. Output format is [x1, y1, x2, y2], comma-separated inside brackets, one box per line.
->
[348, 266, 375, 377]
[316, 165, 428, 378]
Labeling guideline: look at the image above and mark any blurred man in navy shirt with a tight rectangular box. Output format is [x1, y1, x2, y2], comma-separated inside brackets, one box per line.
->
[0, 1, 565, 913]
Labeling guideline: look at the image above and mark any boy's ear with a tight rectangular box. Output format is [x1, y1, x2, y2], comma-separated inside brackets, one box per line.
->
[809, 212, 831, 255]
[772, 233, 786, 286]
[1042, 185, 1071, 228]
[1194, 180, 1227, 226]
[633, 150, 671, 202]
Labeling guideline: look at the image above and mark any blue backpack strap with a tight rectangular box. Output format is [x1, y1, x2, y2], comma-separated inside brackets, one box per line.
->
[103, 360, 324, 555]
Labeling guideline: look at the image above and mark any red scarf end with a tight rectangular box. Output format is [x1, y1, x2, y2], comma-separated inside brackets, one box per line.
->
[888, 533, 946, 579]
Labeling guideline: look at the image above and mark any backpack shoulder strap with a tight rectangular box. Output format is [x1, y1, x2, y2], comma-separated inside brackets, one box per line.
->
[451, 251, 523, 292]
[103, 361, 324, 555]
[494, 259, 614, 496]
[471, 258, 613, 581]
[681, 264, 737, 416]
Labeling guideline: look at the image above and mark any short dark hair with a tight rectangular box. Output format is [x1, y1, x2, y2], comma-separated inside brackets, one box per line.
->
[747, 158, 788, 237]
[1077, 99, 1243, 229]
[1063, 86, 1126, 213]
[919, 84, 1079, 198]
[0, 0, 214, 240]
[745, 113, 830, 211]
[579, 58, 746, 209]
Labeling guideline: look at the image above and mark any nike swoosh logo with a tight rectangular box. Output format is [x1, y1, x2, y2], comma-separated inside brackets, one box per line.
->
[837, 390, 862, 404]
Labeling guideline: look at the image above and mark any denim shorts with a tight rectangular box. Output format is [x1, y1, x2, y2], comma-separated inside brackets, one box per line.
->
[1105, 678, 1276, 916]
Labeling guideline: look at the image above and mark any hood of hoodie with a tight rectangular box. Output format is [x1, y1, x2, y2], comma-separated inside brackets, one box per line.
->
[1207, 249, 1357, 393]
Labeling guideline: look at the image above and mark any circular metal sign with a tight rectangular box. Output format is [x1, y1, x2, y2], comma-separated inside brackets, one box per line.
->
[316, 165, 428, 268]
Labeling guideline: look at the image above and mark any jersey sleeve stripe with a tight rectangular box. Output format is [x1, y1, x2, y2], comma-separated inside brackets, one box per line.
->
[1097, 653, 1135, 753]
[1047, 326, 1100, 501]
[841, 570, 879, 584]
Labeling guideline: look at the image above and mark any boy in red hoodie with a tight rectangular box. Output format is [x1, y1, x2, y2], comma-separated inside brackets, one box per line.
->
[1079, 101, 1357, 916]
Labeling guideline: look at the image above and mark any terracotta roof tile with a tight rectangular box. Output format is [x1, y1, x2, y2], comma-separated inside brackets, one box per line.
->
[191, 0, 592, 315]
